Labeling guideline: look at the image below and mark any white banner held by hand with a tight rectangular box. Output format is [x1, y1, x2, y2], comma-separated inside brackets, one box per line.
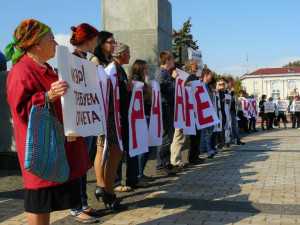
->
[174, 69, 190, 129]
[56, 45, 105, 137]
[128, 81, 149, 157]
[183, 86, 196, 135]
[191, 80, 220, 129]
[149, 80, 163, 146]
[105, 62, 123, 151]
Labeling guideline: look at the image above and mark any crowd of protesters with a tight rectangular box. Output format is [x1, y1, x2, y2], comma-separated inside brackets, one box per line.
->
[3, 19, 298, 225]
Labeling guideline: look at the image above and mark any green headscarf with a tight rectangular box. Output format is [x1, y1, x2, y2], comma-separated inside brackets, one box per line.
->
[4, 19, 50, 64]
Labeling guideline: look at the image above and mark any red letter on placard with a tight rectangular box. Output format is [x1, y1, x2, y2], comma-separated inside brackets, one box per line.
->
[131, 90, 145, 148]
[113, 80, 122, 140]
[194, 85, 213, 125]
[185, 89, 194, 127]
[174, 79, 185, 122]
[152, 91, 161, 137]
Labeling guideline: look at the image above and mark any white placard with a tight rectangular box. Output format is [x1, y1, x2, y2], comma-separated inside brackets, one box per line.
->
[277, 100, 289, 112]
[148, 80, 163, 146]
[264, 102, 275, 113]
[56, 45, 105, 137]
[183, 86, 196, 135]
[191, 80, 220, 129]
[173, 69, 190, 129]
[128, 81, 149, 157]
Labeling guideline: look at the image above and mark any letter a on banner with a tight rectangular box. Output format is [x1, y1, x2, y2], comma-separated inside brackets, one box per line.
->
[174, 69, 190, 128]
[183, 86, 196, 135]
[128, 81, 149, 157]
[191, 80, 220, 129]
[149, 80, 163, 146]
[104, 62, 123, 151]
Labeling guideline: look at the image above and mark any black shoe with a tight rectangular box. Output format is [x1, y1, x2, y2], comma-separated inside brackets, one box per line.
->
[102, 191, 124, 211]
[95, 186, 104, 202]
[189, 158, 205, 165]
[237, 141, 245, 145]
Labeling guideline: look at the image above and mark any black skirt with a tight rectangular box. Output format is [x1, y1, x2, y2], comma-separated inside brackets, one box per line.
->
[24, 179, 81, 213]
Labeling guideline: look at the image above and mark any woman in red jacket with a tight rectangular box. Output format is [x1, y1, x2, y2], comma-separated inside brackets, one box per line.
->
[5, 19, 91, 225]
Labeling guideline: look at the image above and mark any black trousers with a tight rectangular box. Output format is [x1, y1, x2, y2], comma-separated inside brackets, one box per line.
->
[292, 112, 300, 128]
[267, 113, 275, 129]
[156, 104, 174, 169]
[189, 130, 201, 162]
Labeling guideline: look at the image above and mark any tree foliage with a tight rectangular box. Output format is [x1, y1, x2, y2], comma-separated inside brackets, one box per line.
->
[283, 60, 300, 68]
[172, 18, 199, 66]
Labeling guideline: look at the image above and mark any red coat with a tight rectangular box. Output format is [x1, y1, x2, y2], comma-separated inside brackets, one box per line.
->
[6, 55, 91, 190]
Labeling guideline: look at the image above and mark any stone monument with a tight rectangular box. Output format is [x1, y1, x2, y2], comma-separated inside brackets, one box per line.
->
[102, 0, 172, 74]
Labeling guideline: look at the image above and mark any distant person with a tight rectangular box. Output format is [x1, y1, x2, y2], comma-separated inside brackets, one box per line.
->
[265, 97, 276, 130]
[259, 95, 268, 130]
[227, 77, 245, 145]
[276, 97, 287, 129]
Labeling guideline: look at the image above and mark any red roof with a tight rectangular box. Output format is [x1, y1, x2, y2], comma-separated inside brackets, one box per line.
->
[248, 67, 300, 75]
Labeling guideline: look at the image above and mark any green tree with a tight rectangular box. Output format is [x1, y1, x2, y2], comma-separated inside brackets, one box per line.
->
[283, 60, 300, 68]
[172, 18, 199, 67]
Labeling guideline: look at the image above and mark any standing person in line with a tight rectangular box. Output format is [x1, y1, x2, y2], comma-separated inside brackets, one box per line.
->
[289, 96, 296, 128]
[200, 67, 217, 158]
[129, 59, 155, 183]
[238, 91, 250, 133]
[112, 43, 140, 191]
[215, 78, 227, 149]
[259, 95, 268, 130]
[265, 97, 276, 130]
[248, 95, 258, 132]
[92, 31, 124, 210]
[276, 98, 288, 129]
[227, 77, 245, 145]
[155, 51, 178, 176]
[184, 60, 205, 164]
[69, 23, 100, 223]
[292, 96, 300, 128]
[5, 19, 91, 225]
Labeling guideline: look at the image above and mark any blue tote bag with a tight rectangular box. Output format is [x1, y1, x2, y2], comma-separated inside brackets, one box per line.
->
[24, 97, 70, 183]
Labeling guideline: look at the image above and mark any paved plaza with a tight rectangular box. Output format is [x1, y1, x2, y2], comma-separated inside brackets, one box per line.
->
[1, 128, 300, 225]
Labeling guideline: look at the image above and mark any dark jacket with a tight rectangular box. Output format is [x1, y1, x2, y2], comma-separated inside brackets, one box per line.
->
[156, 68, 175, 115]
[116, 64, 130, 151]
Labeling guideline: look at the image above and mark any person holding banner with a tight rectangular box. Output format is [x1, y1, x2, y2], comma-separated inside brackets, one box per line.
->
[112, 43, 141, 191]
[184, 60, 204, 164]
[291, 96, 300, 128]
[248, 96, 258, 132]
[200, 67, 217, 158]
[5, 19, 91, 225]
[92, 32, 124, 210]
[155, 51, 178, 176]
[214, 79, 227, 149]
[227, 78, 245, 145]
[69, 23, 100, 223]
[265, 97, 276, 130]
[276, 98, 288, 129]
[259, 95, 268, 130]
[129, 59, 155, 183]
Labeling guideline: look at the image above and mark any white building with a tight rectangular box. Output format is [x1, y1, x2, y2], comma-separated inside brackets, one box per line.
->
[240, 67, 300, 99]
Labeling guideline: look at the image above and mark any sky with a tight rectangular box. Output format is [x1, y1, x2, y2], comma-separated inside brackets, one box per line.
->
[1, 0, 300, 76]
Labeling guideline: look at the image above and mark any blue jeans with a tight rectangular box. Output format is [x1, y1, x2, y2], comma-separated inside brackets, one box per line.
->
[200, 127, 215, 156]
